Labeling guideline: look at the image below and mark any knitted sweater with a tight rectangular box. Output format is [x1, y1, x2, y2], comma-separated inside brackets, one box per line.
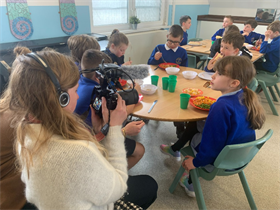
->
[193, 90, 256, 167]
[147, 44, 188, 67]
[21, 124, 128, 210]
[180, 31, 188, 46]
[211, 28, 225, 41]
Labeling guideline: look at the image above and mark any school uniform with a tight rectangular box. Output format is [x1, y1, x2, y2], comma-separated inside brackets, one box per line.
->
[240, 31, 265, 44]
[192, 89, 255, 168]
[180, 31, 188, 46]
[147, 44, 188, 67]
[104, 47, 124, 66]
[258, 36, 280, 72]
[211, 28, 225, 41]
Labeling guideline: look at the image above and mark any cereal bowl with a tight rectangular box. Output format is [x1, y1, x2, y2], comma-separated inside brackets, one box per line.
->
[140, 84, 158, 95]
[166, 67, 180, 75]
[182, 71, 197, 80]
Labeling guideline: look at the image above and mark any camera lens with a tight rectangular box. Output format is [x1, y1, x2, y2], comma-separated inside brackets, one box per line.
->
[118, 89, 139, 106]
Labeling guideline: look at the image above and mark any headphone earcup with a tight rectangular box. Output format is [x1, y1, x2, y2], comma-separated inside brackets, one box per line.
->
[59, 92, 70, 107]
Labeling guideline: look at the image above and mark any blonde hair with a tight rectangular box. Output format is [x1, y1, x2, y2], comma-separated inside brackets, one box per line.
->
[267, 20, 280, 33]
[107, 29, 129, 48]
[1, 47, 107, 173]
[214, 56, 266, 130]
[67, 34, 100, 63]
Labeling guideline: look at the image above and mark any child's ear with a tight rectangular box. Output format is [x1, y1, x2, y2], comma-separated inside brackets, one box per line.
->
[234, 47, 240, 55]
[231, 79, 240, 88]
[251, 28, 255, 31]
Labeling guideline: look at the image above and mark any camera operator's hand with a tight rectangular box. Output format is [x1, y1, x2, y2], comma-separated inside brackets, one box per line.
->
[90, 97, 109, 133]
[109, 94, 127, 127]
[123, 121, 145, 136]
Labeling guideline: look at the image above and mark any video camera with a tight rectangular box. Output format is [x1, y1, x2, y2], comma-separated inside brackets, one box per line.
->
[89, 61, 139, 117]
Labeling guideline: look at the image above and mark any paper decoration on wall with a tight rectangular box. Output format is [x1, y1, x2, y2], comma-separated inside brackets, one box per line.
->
[59, 0, 78, 35]
[6, 0, 33, 40]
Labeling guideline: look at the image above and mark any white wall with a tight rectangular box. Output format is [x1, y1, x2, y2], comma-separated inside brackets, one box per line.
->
[124, 30, 168, 65]
[208, 0, 280, 16]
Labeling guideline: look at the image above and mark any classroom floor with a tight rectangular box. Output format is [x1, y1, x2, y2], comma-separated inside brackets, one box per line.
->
[128, 84, 280, 210]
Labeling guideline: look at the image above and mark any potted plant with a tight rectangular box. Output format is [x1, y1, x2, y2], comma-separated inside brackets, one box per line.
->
[129, 16, 141, 30]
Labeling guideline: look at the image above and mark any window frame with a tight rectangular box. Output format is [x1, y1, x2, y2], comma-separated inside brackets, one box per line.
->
[90, 0, 167, 34]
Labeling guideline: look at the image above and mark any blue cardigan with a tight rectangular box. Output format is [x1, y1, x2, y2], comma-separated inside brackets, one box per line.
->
[211, 28, 225, 41]
[193, 90, 256, 168]
[259, 36, 280, 72]
[240, 31, 265, 44]
[74, 75, 99, 127]
[180, 31, 188, 46]
[147, 44, 188, 67]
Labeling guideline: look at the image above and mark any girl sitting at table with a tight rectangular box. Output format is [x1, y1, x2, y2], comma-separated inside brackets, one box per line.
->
[104, 29, 132, 66]
[1, 48, 157, 209]
[161, 56, 266, 197]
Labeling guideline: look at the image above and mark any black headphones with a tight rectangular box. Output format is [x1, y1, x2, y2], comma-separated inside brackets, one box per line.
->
[26, 52, 70, 107]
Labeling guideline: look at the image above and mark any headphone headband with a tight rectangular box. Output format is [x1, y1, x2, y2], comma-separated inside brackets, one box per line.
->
[26, 52, 70, 107]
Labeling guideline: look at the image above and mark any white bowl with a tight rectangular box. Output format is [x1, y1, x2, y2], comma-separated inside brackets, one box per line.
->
[182, 71, 197, 80]
[140, 84, 158, 95]
[245, 44, 253, 50]
[166, 67, 180, 75]
[127, 79, 144, 86]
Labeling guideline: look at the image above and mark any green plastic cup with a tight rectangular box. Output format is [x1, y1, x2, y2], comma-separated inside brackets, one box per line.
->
[169, 75, 177, 80]
[211, 41, 215, 45]
[168, 79, 177, 93]
[162, 77, 169, 90]
[180, 93, 191, 109]
[151, 75, 159, 86]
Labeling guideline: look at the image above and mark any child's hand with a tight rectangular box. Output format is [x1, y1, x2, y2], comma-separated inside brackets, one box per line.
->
[207, 52, 222, 70]
[264, 30, 272, 41]
[182, 155, 195, 172]
[123, 121, 145, 136]
[122, 60, 132, 66]
[255, 39, 262, 47]
[154, 52, 162, 60]
[242, 31, 249, 36]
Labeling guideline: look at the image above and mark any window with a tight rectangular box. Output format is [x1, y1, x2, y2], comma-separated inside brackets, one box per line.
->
[91, 0, 163, 31]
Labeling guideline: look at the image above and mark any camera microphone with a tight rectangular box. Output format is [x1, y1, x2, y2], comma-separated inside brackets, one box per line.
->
[119, 64, 149, 80]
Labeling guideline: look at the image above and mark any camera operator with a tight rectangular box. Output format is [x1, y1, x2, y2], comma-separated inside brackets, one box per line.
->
[75, 49, 145, 170]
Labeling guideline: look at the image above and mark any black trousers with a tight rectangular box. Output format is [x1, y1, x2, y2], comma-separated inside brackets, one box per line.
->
[124, 175, 158, 209]
[21, 202, 38, 210]
[171, 121, 198, 152]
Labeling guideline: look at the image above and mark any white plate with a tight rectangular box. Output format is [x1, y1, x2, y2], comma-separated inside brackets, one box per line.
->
[187, 41, 202, 46]
[198, 72, 214, 81]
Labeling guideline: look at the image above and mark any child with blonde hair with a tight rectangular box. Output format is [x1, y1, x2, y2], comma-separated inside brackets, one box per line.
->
[104, 29, 132, 66]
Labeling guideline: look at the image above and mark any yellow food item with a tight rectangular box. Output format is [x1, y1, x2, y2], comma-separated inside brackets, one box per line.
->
[188, 41, 200, 45]
[216, 36, 222, 39]
[184, 88, 199, 96]
[213, 53, 223, 64]
[193, 96, 216, 109]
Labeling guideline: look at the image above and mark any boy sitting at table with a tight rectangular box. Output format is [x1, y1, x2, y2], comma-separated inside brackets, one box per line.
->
[147, 25, 188, 67]
[254, 20, 280, 73]
[205, 32, 245, 72]
[75, 49, 145, 170]
[211, 15, 234, 41]
[240, 19, 265, 45]
[179, 15, 192, 46]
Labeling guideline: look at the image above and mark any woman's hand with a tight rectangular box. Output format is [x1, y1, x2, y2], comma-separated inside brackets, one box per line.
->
[182, 155, 196, 172]
[109, 94, 127, 127]
[154, 52, 162, 60]
[123, 121, 145, 136]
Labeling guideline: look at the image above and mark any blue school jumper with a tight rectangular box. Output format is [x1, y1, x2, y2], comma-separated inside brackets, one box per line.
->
[259, 36, 280, 72]
[193, 89, 255, 167]
[211, 28, 225, 41]
[147, 44, 188, 67]
[104, 47, 124, 66]
[180, 31, 188, 46]
[240, 31, 265, 44]
[74, 75, 99, 127]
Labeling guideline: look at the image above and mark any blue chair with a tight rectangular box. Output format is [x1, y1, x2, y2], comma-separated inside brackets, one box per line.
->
[188, 38, 208, 69]
[247, 78, 258, 91]
[169, 129, 273, 210]
[187, 54, 197, 69]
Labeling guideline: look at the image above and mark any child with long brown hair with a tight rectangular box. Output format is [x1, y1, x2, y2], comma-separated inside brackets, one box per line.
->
[104, 29, 132, 66]
[0, 47, 157, 209]
[162, 56, 266, 197]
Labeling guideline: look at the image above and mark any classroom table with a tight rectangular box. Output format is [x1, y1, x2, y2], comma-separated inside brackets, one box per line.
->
[181, 39, 263, 63]
[131, 65, 221, 122]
